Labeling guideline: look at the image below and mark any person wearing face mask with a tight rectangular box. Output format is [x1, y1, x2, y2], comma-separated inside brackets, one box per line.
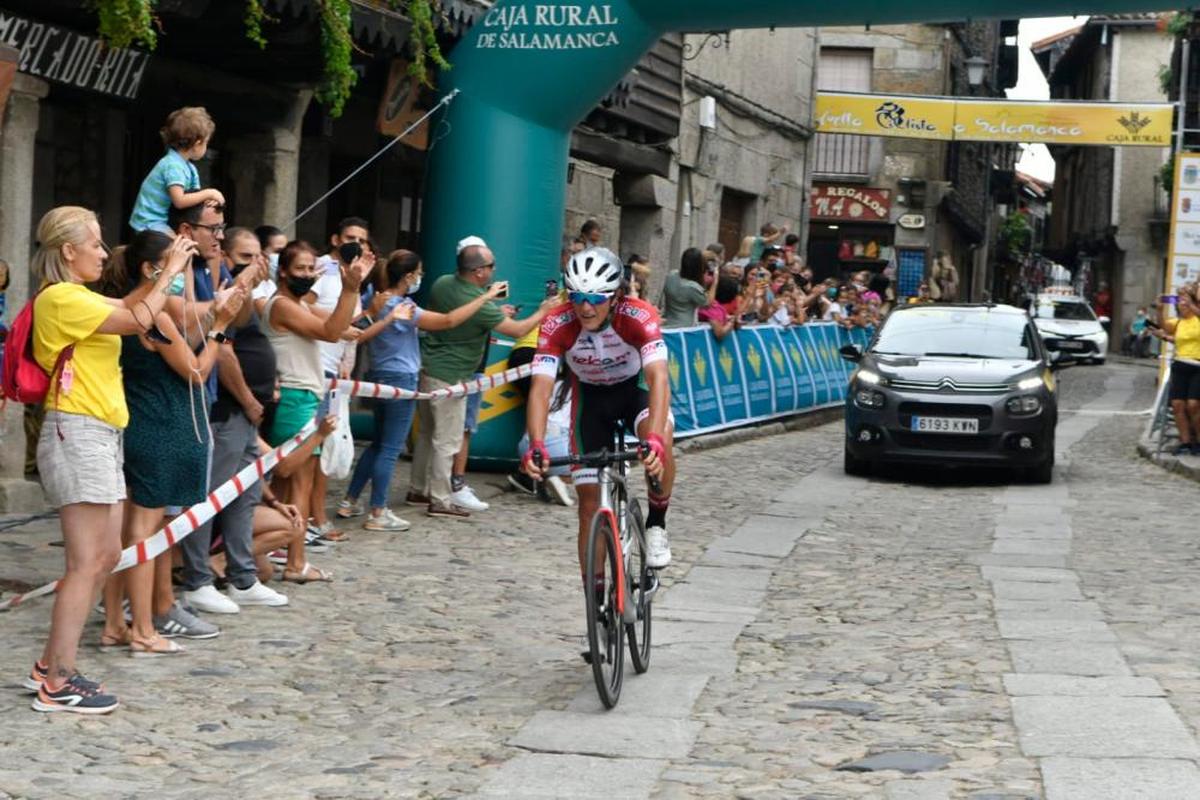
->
[336, 250, 506, 530]
[260, 241, 367, 582]
[175, 227, 288, 615]
[254, 224, 287, 296]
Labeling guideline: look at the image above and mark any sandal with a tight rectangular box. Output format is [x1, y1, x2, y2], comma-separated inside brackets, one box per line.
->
[282, 562, 333, 584]
[130, 634, 186, 659]
[99, 628, 132, 652]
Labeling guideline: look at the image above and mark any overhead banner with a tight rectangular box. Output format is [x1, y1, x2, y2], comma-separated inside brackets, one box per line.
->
[815, 91, 1173, 147]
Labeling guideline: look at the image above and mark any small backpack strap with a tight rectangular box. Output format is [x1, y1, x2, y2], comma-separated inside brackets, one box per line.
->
[50, 343, 76, 441]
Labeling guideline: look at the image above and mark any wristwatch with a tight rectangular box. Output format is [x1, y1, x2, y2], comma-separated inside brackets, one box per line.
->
[207, 330, 229, 344]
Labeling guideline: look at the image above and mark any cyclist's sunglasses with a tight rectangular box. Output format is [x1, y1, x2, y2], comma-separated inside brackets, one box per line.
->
[568, 290, 614, 306]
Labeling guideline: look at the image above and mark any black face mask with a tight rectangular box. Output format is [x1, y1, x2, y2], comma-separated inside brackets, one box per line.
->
[285, 275, 317, 297]
[230, 262, 252, 278]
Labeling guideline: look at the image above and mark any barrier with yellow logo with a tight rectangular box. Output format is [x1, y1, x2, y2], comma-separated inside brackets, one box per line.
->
[461, 322, 870, 466]
[664, 322, 872, 437]
[814, 91, 1173, 147]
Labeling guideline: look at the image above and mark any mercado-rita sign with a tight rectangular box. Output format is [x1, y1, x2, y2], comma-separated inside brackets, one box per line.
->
[809, 185, 891, 222]
[0, 10, 150, 100]
[815, 91, 1173, 146]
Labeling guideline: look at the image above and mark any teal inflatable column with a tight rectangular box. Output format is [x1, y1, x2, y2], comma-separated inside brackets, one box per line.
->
[422, 0, 1170, 464]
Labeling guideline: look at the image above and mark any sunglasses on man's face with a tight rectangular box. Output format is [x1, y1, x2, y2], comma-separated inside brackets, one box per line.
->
[569, 290, 613, 307]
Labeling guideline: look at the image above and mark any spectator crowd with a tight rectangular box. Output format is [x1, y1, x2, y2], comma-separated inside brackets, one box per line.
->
[3, 106, 903, 716]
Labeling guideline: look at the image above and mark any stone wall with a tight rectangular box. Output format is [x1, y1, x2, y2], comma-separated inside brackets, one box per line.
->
[1111, 27, 1173, 333]
[565, 27, 817, 302]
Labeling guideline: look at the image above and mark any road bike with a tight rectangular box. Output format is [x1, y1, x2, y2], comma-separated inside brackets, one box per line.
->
[542, 433, 661, 708]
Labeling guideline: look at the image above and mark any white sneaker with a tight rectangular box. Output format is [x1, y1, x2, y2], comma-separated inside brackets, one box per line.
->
[544, 475, 574, 507]
[450, 486, 489, 512]
[182, 585, 240, 615]
[644, 526, 672, 568]
[227, 580, 289, 607]
[363, 508, 411, 532]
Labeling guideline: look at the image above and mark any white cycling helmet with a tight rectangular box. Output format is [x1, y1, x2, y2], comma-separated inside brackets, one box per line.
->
[564, 247, 622, 294]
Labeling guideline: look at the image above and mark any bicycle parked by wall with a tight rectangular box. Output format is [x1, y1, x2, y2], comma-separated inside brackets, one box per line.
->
[541, 431, 661, 708]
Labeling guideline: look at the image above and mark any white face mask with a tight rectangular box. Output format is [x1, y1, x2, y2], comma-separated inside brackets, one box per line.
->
[267, 252, 280, 280]
[406, 276, 421, 295]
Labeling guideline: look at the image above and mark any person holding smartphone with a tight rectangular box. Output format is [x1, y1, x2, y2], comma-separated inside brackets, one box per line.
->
[96, 231, 247, 656]
[408, 235, 556, 519]
[304, 217, 372, 545]
[662, 247, 717, 328]
[260, 240, 367, 581]
[1155, 284, 1200, 455]
[335, 250, 506, 530]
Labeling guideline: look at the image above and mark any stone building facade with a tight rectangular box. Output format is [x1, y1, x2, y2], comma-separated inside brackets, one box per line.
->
[565, 27, 818, 302]
[807, 21, 1018, 298]
[1033, 14, 1173, 338]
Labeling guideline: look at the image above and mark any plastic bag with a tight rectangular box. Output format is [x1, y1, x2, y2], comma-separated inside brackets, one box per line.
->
[320, 390, 354, 479]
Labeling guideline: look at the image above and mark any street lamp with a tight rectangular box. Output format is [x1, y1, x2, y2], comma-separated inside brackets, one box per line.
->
[965, 56, 988, 90]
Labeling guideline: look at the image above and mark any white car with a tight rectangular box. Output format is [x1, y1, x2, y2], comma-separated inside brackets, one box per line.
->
[1022, 295, 1109, 364]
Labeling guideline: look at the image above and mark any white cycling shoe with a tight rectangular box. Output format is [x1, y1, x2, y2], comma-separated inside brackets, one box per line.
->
[644, 526, 672, 568]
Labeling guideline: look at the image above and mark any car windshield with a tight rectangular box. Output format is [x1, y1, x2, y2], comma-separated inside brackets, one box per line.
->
[1032, 301, 1096, 321]
[873, 308, 1036, 360]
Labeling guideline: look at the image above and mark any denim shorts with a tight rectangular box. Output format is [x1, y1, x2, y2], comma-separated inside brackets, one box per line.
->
[37, 411, 126, 508]
[464, 372, 485, 434]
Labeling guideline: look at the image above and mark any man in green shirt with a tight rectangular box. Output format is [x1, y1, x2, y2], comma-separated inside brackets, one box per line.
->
[409, 237, 554, 518]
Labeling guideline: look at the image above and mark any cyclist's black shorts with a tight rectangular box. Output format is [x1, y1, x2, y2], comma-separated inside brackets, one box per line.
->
[568, 375, 649, 485]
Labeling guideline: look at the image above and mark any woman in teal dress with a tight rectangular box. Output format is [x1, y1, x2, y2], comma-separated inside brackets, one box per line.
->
[97, 231, 245, 657]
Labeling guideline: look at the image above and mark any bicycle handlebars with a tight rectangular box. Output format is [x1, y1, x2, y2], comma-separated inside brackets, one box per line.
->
[535, 444, 664, 496]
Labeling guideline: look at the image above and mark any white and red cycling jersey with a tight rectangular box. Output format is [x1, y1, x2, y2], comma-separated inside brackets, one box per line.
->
[532, 297, 668, 386]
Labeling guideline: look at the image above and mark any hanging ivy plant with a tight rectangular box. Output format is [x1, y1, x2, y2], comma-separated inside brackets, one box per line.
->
[88, 0, 158, 50]
[401, 0, 451, 83]
[88, 0, 452, 118]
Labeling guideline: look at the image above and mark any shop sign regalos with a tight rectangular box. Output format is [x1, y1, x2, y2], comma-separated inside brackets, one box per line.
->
[810, 185, 891, 222]
[815, 91, 1173, 147]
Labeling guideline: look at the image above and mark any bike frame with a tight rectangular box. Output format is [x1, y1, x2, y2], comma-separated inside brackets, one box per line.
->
[594, 456, 637, 621]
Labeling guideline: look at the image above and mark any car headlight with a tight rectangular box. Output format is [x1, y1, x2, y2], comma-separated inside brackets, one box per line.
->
[1016, 376, 1045, 391]
[1006, 395, 1042, 415]
[856, 369, 882, 385]
[854, 389, 886, 409]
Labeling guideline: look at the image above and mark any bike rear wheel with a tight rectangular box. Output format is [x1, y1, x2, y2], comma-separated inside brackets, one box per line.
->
[625, 499, 653, 674]
[585, 511, 625, 708]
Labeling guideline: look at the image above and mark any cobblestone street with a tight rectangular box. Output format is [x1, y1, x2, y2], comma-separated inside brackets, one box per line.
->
[2, 362, 1198, 799]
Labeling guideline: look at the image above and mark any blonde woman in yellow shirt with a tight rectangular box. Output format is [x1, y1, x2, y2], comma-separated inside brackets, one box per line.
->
[1157, 283, 1200, 455]
[24, 206, 190, 714]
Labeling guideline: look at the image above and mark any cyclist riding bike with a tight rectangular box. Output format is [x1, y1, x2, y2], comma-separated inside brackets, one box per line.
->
[523, 247, 676, 583]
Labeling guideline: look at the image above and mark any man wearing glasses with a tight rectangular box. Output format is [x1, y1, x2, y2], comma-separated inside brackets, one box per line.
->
[409, 236, 556, 518]
[522, 247, 676, 577]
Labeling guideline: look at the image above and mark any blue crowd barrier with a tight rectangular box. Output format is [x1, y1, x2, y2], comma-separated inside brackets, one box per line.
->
[662, 322, 873, 439]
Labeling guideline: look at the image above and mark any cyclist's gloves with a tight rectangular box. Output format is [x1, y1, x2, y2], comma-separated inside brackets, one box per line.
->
[641, 433, 666, 465]
[522, 439, 551, 475]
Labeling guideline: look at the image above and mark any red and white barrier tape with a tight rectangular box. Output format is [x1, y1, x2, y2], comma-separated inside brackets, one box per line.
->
[331, 363, 532, 400]
[0, 366, 528, 613]
[0, 420, 318, 612]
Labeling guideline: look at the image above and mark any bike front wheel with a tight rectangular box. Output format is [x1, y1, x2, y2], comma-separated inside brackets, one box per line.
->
[625, 498, 652, 674]
[585, 510, 625, 708]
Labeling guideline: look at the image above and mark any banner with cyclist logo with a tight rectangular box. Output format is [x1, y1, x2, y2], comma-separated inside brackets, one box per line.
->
[660, 322, 872, 438]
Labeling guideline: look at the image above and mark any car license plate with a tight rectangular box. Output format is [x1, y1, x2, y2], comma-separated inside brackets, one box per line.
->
[1056, 340, 1085, 350]
[911, 416, 979, 434]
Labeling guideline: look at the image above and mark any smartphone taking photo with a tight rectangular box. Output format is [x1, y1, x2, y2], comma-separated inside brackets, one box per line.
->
[493, 281, 510, 299]
[338, 242, 363, 266]
[544, 279, 559, 298]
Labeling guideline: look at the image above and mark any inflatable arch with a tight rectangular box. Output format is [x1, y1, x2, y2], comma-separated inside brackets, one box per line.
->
[419, 0, 1165, 462]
